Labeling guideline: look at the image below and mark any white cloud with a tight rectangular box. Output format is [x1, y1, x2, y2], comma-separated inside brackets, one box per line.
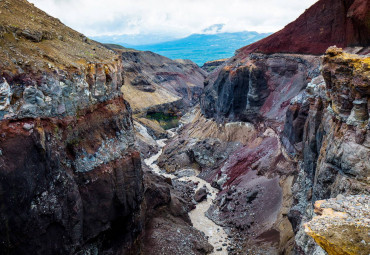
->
[28, 0, 318, 38]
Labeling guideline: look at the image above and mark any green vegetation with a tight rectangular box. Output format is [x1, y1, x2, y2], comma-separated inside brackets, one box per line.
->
[146, 112, 179, 130]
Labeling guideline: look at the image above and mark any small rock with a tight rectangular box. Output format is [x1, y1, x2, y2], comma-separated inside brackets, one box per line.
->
[23, 123, 34, 131]
[216, 247, 222, 251]
[194, 187, 208, 203]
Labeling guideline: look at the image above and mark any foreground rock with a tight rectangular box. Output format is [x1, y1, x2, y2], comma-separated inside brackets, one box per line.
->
[305, 195, 370, 255]
[140, 168, 213, 255]
[287, 47, 370, 254]
[0, 1, 144, 254]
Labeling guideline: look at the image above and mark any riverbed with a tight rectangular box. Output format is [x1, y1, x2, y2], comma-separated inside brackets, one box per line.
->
[144, 130, 230, 254]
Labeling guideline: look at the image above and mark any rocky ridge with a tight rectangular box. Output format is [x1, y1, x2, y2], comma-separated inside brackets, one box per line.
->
[238, 0, 370, 55]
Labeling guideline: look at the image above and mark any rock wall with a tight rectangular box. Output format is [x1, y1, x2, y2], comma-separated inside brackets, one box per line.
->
[201, 53, 320, 124]
[0, 72, 144, 255]
[285, 47, 370, 254]
[0, 1, 144, 254]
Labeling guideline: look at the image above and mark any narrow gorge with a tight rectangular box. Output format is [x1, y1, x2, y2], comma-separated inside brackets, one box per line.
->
[0, 0, 369, 255]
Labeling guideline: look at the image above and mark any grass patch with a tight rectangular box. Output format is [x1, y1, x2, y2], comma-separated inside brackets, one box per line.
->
[146, 112, 179, 130]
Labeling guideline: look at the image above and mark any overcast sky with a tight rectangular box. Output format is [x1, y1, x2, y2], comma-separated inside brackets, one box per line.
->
[29, 0, 318, 38]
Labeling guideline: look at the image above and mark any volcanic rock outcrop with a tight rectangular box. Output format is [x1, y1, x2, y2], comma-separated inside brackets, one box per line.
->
[286, 47, 370, 254]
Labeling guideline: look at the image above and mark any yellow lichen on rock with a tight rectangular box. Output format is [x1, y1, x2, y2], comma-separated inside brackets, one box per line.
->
[304, 195, 370, 255]
[322, 47, 370, 126]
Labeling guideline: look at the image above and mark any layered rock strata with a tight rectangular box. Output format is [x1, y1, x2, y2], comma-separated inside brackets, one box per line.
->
[201, 53, 320, 124]
[0, 1, 144, 253]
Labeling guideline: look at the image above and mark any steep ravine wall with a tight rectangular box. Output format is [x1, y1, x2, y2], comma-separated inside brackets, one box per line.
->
[285, 47, 370, 254]
[0, 55, 146, 254]
[0, 1, 140, 254]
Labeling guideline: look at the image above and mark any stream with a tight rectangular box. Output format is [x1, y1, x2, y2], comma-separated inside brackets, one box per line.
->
[144, 129, 230, 254]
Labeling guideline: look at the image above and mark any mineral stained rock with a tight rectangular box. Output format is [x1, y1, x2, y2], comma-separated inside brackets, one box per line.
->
[201, 53, 320, 123]
[305, 195, 370, 255]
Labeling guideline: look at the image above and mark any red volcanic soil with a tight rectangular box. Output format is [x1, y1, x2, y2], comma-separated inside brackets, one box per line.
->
[239, 0, 370, 55]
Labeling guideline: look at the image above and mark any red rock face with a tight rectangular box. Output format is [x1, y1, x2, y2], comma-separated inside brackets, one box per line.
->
[205, 134, 297, 253]
[238, 0, 370, 56]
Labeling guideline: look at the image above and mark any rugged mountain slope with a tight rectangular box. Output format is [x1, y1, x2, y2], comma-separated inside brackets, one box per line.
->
[0, 1, 211, 254]
[159, 0, 370, 254]
[238, 0, 370, 56]
[105, 45, 206, 116]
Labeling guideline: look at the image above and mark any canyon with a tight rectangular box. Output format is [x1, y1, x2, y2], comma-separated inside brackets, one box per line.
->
[0, 0, 369, 255]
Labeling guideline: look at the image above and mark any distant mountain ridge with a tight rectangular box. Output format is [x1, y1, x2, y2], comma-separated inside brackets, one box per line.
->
[93, 31, 271, 65]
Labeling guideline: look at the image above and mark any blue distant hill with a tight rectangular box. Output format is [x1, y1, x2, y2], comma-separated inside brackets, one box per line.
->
[93, 32, 270, 66]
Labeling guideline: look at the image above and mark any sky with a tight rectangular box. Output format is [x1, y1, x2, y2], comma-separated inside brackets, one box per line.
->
[29, 0, 318, 39]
